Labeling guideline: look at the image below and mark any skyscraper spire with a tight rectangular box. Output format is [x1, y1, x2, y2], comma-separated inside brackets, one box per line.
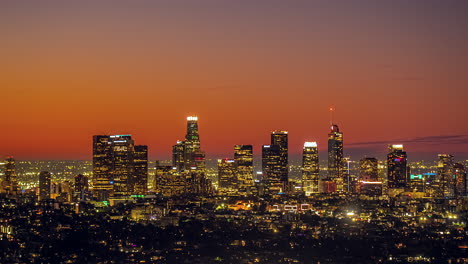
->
[329, 106, 335, 125]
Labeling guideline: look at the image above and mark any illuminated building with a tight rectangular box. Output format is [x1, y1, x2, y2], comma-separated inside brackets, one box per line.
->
[453, 163, 466, 197]
[262, 131, 288, 195]
[234, 145, 253, 195]
[1, 156, 19, 195]
[172, 141, 185, 172]
[357, 157, 381, 196]
[39, 171, 51, 201]
[74, 174, 89, 202]
[302, 142, 319, 196]
[359, 157, 378, 181]
[92, 135, 114, 200]
[110, 135, 135, 197]
[408, 174, 425, 192]
[92, 134, 148, 199]
[387, 144, 407, 189]
[154, 166, 185, 197]
[183, 116, 204, 171]
[327, 124, 345, 191]
[262, 144, 282, 195]
[438, 154, 455, 198]
[271, 131, 289, 189]
[218, 158, 237, 191]
[133, 145, 148, 194]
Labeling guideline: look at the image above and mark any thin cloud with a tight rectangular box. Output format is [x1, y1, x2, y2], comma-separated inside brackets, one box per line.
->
[348, 134, 468, 147]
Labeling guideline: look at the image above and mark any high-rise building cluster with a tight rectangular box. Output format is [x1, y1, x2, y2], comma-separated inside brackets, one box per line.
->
[154, 117, 213, 198]
[1, 115, 467, 201]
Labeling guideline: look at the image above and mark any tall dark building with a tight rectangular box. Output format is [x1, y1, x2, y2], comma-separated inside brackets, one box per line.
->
[92, 134, 147, 200]
[218, 158, 237, 191]
[184, 116, 204, 171]
[302, 142, 319, 196]
[1, 156, 19, 195]
[359, 157, 379, 181]
[234, 145, 253, 194]
[110, 135, 135, 197]
[387, 144, 407, 189]
[133, 145, 148, 194]
[327, 124, 344, 191]
[271, 131, 288, 186]
[92, 135, 114, 199]
[74, 174, 89, 202]
[453, 163, 466, 197]
[172, 141, 185, 172]
[39, 171, 52, 201]
[262, 144, 282, 195]
[438, 154, 455, 198]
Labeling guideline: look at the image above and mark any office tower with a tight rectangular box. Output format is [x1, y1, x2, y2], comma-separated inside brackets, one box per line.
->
[262, 144, 282, 195]
[92, 134, 147, 199]
[92, 135, 114, 200]
[271, 131, 289, 188]
[74, 174, 89, 202]
[357, 158, 381, 196]
[172, 141, 185, 172]
[154, 166, 185, 197]
[438, 154, 455, 198]
[453, 163, 466, 197]
[39, 171, 52, 201]
[110, 135, 135, 197]
[328, 124, 344, 191]
[234, 145, 254, 194]
[133, 145, 148, 194]
[387, 144, 408, 189]
[302, 142, 319, 196]
[359, 157, 378, 181]
[218, 159, 237, 191]
[183, 116, 204, 170]
[1, 156, 19, 195]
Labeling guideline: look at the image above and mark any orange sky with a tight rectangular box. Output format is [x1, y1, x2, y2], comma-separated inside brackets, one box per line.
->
[1, 1, 468, 161]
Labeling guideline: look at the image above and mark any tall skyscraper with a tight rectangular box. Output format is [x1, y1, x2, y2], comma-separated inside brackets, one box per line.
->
[438, 154, 455, 198]
[234, 145, 253, 195]
[172, 141, 185, 172]
[218, 158, 237, 191]
[271, 131, 289, 188]
[74, 174, 89, 202]
[359, 157, 378, 181]
[1, 156, 19, 195]
[110, 135, 135, 197]
[327, 124, 344, 191]
[184, 116, 204, 171]
[387, 144, 408, 189]
[39, 171, 52, 201]
[302, 142, 319, 196]
[133, 145, 148, 194]
[261, 131, 289, 195]
[92, 135, 114, 200]
[453, 163, 466, 197]
[92, 134, 147, 200]
[262, 144, 283, 195]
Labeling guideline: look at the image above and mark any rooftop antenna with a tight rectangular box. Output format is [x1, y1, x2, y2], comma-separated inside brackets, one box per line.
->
[329, 106, 335, 125]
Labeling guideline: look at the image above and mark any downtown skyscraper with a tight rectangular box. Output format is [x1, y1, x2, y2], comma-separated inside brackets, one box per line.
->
[262, 131, 288, 195]
[92, 135, 148, 200]
[387, 144, 408, 189]
[172, 116, 206, 173]
[234, 145, 254, 195]
[1, 156, 19, 195]
[302, 142, 319, 196]
[327, 124, 345, 192]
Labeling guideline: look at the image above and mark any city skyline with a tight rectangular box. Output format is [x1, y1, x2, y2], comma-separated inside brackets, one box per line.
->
[2, 0, 468, 160]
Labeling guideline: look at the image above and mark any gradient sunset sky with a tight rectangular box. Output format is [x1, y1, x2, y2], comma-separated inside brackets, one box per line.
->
[2, 0, 468, 161]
